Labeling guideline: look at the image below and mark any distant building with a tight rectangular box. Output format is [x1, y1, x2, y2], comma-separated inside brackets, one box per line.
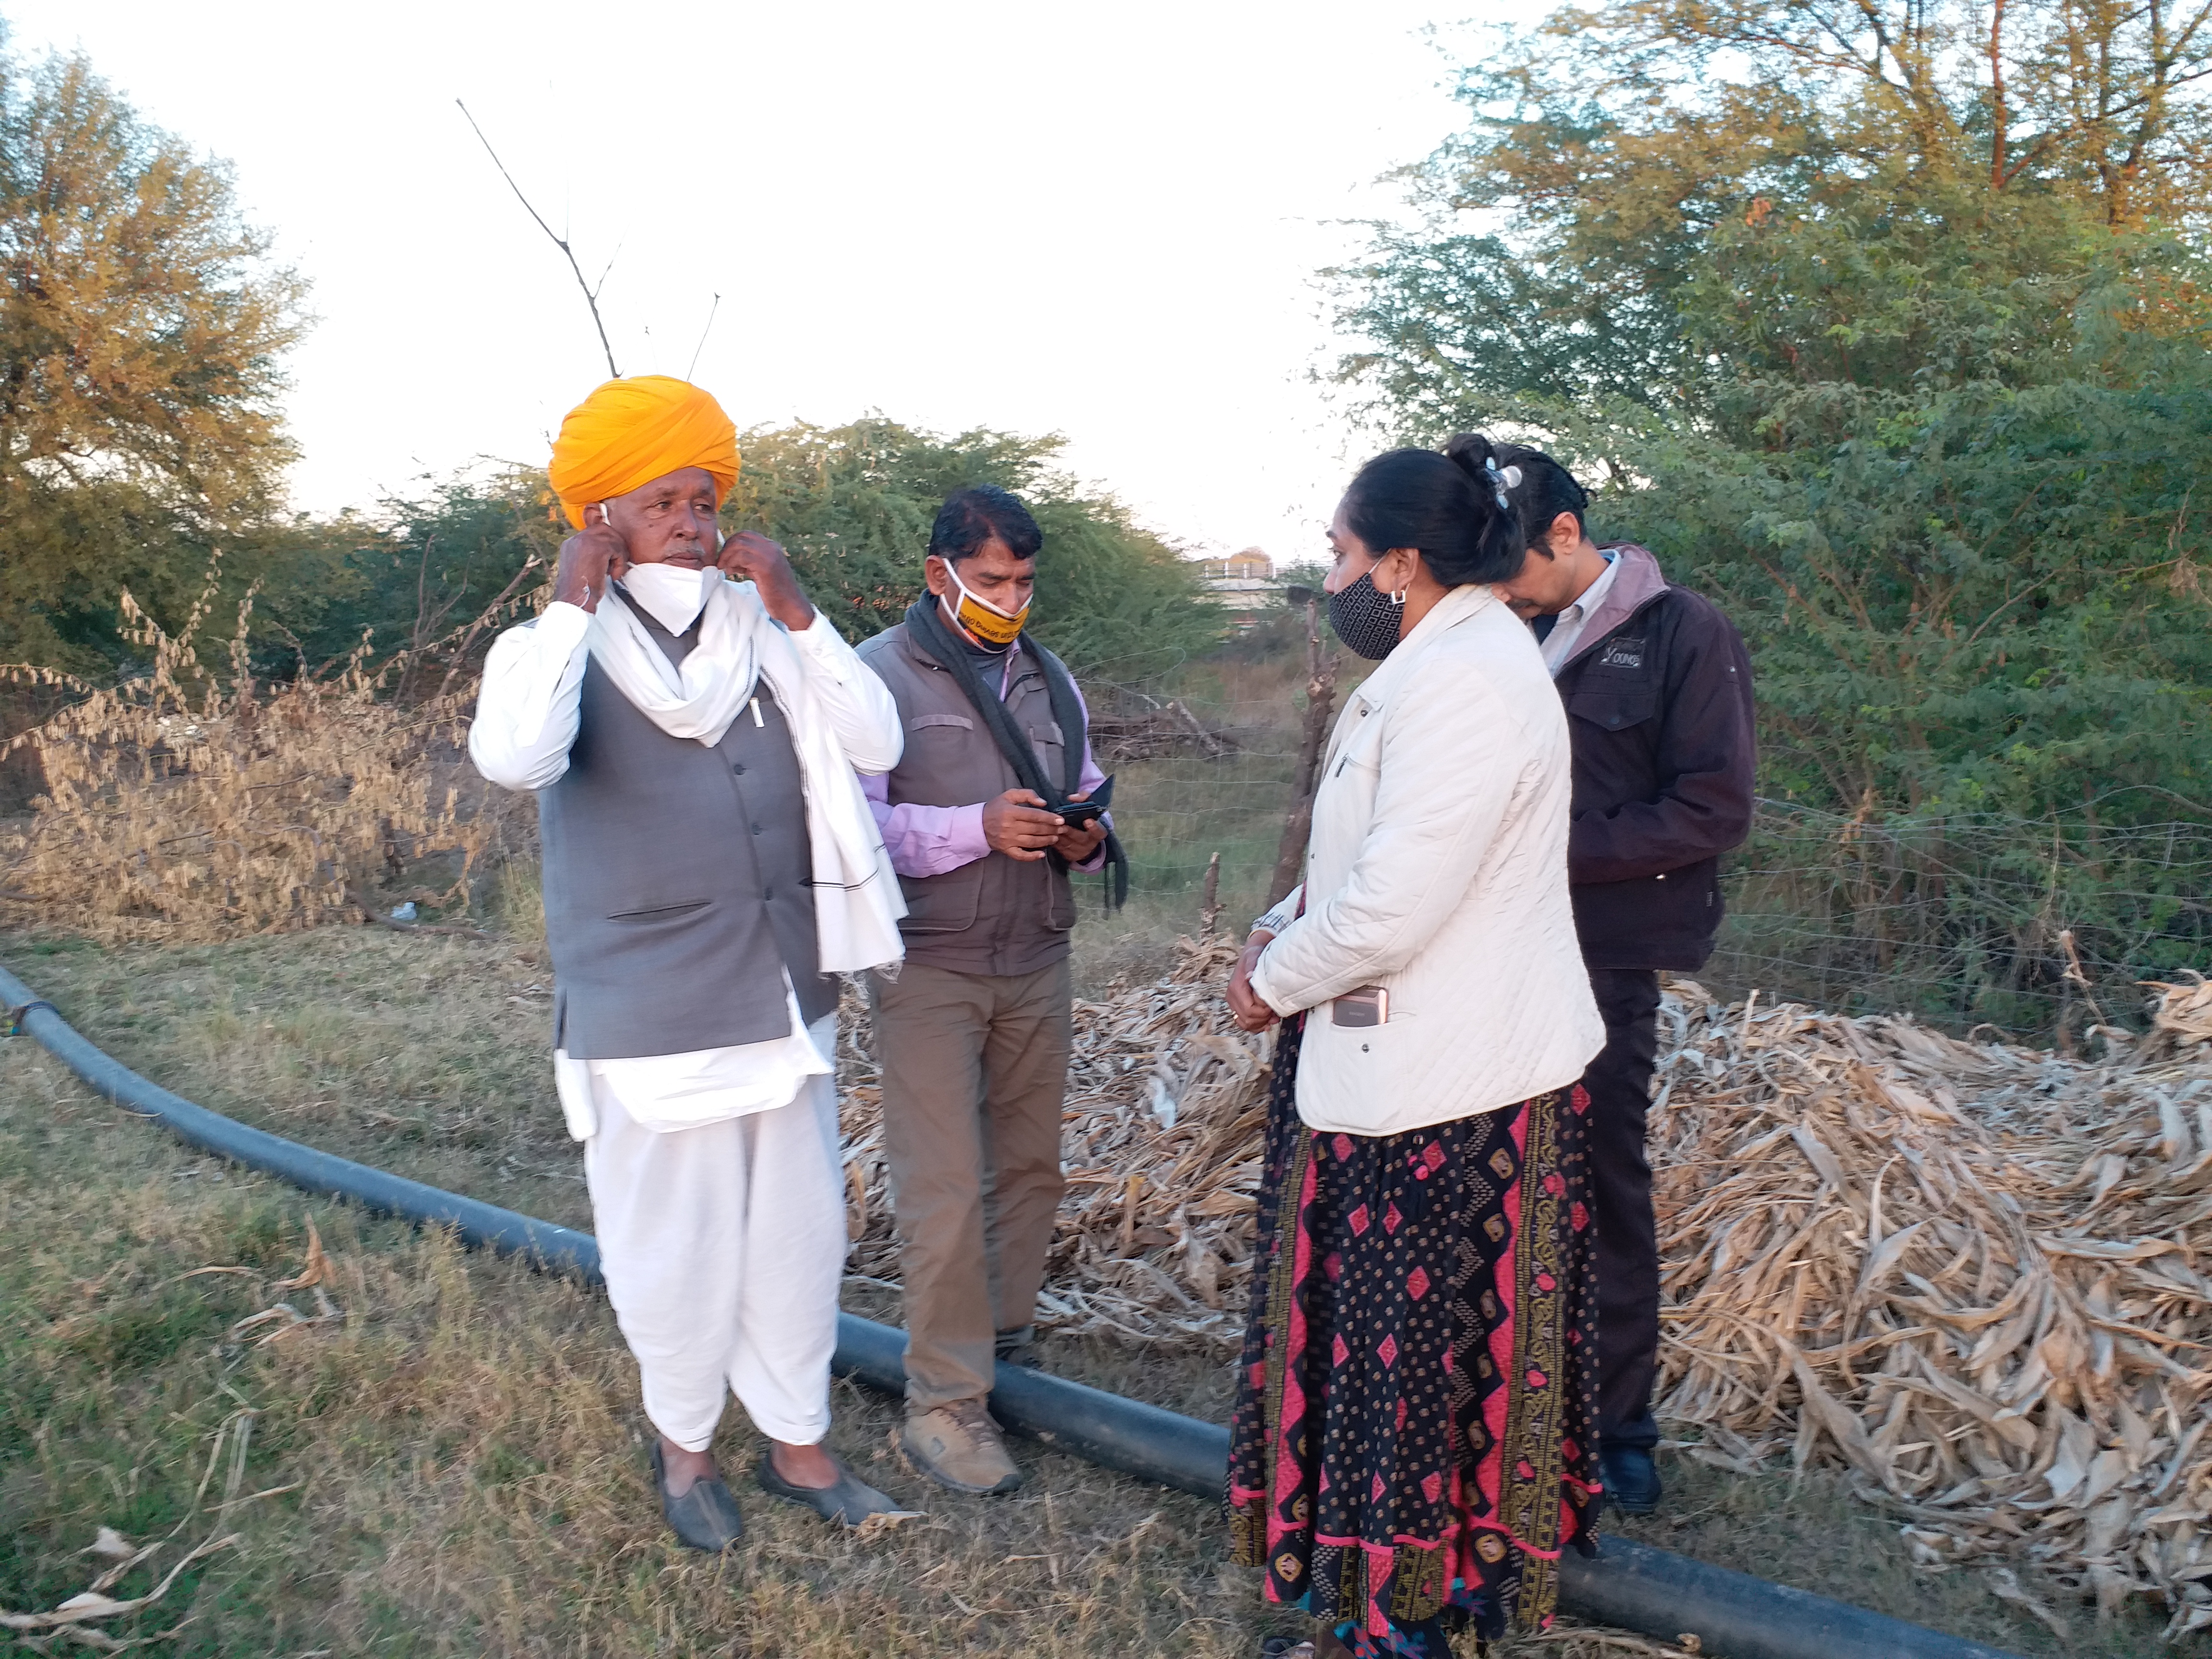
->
[1199, 547, 1277, 631]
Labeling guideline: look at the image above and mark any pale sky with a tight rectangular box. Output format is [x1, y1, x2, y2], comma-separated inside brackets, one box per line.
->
[6, 0, 1529, 564]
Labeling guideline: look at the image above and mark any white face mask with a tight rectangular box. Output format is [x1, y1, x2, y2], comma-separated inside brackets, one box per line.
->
[621, 562, 713, 635]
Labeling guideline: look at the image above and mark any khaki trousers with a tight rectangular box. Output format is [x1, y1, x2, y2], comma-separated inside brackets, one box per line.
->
[869, 957, 1070, 1411]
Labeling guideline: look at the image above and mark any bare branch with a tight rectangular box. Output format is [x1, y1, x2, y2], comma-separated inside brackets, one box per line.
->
[455, 100, 620, 379]
[687, 291, 722, 381]
[434, 554, 548, 699]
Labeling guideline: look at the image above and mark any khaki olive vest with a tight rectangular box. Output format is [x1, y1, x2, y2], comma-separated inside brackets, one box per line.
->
[539, 602, 834, 1059]
[853, 624, 1077, 976]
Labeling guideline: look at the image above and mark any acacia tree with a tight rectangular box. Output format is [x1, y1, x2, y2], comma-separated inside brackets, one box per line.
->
[0, 42, 307, 670]
[1337, 0, 2212, 428]
[724, 417, 1217, 681]
[1331, 6, 2212, 1012]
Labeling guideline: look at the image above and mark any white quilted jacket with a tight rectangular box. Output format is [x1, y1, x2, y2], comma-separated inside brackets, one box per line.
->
[1249, 582, 1604, 1136]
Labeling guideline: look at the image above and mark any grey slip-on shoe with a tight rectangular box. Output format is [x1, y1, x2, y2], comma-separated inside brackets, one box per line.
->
[653, 1441, 745, 1552]
[755, 1451, 912, 1526]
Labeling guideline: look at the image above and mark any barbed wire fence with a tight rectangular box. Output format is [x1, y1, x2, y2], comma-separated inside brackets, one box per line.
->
[1075, 634, 2212, 1047]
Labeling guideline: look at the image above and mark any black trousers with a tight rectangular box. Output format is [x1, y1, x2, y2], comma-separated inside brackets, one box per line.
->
[1585, 967, 1664, 1451]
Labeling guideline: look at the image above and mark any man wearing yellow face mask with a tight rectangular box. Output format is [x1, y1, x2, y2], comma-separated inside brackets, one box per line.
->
[855, 485, 1125, 1495]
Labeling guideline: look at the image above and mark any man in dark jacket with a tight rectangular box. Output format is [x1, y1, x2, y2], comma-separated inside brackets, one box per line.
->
[1495, 444, 1756, 1515]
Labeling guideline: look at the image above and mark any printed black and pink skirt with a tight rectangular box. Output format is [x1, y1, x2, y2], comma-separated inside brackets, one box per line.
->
[1228, 1014, 1602, 1659]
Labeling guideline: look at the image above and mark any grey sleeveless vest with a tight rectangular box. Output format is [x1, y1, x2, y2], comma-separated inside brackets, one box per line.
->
[853, 623, 1077, 976]
[539, 601, 833, 1060]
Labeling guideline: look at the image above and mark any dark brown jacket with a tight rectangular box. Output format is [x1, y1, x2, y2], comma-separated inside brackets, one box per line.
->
[1552, 544, 1757, 971]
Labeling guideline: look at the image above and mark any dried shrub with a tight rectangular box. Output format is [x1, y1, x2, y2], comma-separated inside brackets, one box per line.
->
[0, 571, 488, 941]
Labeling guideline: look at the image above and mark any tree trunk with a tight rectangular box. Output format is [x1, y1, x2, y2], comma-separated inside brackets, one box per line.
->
[1265, 598, 1339, 910]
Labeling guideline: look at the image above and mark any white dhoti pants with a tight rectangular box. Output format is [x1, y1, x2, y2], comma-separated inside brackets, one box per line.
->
[581, 1023, 846, 1453]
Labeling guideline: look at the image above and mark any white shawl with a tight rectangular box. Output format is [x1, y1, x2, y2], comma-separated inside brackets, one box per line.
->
[586, 577, 906, 974]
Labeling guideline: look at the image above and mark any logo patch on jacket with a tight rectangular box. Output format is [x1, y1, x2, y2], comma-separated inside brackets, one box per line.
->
[1598, 637, 1645, 670]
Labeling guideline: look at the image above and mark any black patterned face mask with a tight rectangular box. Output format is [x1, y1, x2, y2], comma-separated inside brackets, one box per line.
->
[1327, 569, 1407, 660]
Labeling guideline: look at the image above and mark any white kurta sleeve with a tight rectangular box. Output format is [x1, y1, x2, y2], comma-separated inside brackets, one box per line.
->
[468, 602, 593, 792]
[785, 613, 903, 774]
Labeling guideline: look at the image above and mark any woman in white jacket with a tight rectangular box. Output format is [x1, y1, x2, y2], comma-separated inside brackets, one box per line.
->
[1225, 436, 1605, 1659]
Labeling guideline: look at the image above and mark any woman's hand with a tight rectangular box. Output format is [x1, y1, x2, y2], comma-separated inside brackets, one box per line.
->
[1227, 928, 1279, 1032]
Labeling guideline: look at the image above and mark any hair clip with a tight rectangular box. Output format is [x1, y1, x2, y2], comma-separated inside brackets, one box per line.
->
[1481, 454, 1515, 510]
[1502, 465, 1523, 488]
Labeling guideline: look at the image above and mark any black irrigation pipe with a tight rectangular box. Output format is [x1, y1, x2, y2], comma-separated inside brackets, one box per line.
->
[1, 960, 2025, 1659]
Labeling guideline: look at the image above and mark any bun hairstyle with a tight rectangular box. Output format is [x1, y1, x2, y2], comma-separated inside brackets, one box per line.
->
[1463, 435, 1591, 556]
[1339, 436, 1527, 589]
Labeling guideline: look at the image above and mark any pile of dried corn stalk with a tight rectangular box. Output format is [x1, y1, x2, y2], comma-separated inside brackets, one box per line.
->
[837, 947, 2212, 1634]
[1646, 974, 2212, 1638]
[838, 937, 1267, 1348]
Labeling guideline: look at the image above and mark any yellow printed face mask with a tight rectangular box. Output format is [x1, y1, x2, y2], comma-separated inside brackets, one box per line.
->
[945, 565, 1030, 649]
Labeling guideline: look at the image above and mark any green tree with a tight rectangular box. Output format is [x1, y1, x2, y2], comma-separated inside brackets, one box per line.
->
[1332, 3, 2212, 827]
[1331, 10, 2212, 1016]
[1336, 0, 2212, 430]
[264, 467, 563, 692]
[0, 38, 307, 671]
[725, 417, 1217, 681]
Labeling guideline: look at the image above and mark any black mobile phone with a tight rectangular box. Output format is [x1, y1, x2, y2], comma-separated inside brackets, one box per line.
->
[1055, 773, 1114, 826]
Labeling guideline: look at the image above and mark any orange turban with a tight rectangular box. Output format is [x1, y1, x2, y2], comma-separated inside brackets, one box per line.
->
[548, 376, 740, 528]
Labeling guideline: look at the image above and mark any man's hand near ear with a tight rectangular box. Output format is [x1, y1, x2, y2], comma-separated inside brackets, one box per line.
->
[553, 508, 629, 613]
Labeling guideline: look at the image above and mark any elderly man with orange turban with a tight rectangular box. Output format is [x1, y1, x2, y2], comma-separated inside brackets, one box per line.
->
[470, 376, 910, 1549]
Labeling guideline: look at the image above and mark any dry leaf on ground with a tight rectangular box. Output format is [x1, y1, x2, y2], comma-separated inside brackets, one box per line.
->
[0, 1535, 238, 1633]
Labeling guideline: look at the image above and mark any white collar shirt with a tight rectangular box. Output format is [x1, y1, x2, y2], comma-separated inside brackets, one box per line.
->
[1536, 551, 1620, 677]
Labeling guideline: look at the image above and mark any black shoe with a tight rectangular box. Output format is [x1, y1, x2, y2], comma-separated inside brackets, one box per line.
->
[995, 1326, 1043, 1370]
[652, 1441, 745, 1551]
[1600, 1444, 1663, 1515]
[756, 1451, 908, 1527]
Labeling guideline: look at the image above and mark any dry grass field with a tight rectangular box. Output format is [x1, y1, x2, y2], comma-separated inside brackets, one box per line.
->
[1, 925, 2197, 1656]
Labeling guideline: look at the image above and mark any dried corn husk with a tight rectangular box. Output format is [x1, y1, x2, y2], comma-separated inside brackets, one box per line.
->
[1640, 977, 2212, 1628]
[838, 938, 1266, 1349]
[835, 942, 2212, 1623]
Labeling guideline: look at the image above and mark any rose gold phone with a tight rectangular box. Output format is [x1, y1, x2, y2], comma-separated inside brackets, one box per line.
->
[1332, 986, 1389, 1027]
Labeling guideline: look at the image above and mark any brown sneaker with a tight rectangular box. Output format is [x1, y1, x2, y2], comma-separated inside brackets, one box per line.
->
[902, 1397, 1023, 1494]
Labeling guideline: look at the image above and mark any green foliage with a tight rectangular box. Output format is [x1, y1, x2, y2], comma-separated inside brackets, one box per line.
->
[210, 418, 1217, 696]
[262, 466, 563, 690]
[1598, 371, 2211, 817]
[1331, 2, 2212, 1018]
[0, 39, 307, 673]
[1337, 0, 2212, 428]
[725, 416, 1217, 680]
